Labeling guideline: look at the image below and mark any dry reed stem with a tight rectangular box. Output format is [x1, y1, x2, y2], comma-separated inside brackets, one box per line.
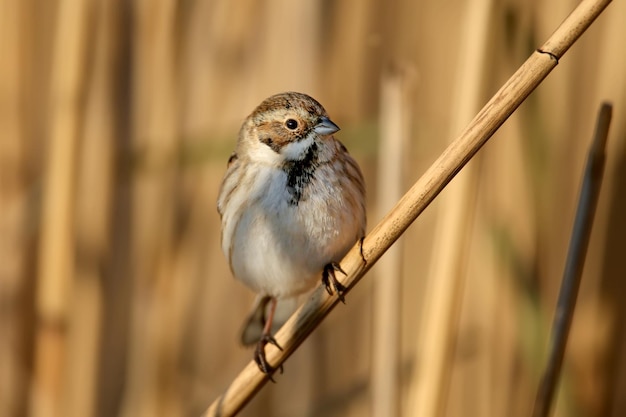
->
[406, 0, 494, 415]
[33, 1, 90, 416]
[123, 1, 183, 415]
[66, 2, 121, 416]
[532, 103, 612, 417]
[0, 2, 29, 415]
[202, 0, 612, 415]
[371, 66, 412, 417]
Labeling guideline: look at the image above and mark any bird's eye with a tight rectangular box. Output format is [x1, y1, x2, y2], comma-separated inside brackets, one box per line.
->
[285, 119, 298, 130]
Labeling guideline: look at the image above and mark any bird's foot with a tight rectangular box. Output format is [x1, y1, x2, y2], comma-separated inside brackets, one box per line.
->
[254, 332, 284, 382]
[322, 262, 347, 303]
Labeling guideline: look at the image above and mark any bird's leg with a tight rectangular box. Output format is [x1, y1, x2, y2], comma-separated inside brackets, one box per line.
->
[254, 297, 283, 381]
[322, 262, 347, 303]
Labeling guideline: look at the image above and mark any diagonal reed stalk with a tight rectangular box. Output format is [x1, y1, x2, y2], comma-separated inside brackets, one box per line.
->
[202, 0, 613, 415]
[531, 103, 612, 417]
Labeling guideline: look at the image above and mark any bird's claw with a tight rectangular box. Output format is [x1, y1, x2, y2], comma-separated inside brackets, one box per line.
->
[254, 333, 284, 382]
[322, 262, 347, 303]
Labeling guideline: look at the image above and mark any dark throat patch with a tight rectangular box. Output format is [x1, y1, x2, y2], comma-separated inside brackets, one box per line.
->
[282, 142, 319, 205]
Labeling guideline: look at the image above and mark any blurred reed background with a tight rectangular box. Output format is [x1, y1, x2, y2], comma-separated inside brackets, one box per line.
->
[0, 0, 625, 416]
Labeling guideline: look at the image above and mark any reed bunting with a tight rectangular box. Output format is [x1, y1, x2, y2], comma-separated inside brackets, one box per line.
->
[217, 92, 366, 377]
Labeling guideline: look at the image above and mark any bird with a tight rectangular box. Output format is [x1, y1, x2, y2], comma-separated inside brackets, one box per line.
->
[217, 92, 366, 378]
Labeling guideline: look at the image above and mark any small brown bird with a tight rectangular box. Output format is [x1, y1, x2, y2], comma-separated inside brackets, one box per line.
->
[217, 92, 366, 377]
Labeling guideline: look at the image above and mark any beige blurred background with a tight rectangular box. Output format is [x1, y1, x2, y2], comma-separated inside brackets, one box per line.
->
[1, 0, 625, 416]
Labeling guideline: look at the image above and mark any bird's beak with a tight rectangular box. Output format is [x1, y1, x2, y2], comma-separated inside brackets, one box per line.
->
[314, 116, 340, 135]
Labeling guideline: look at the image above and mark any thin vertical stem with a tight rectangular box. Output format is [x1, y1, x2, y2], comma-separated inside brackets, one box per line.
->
[371, 65, 412, 417]
[531, 103, 612, 417]
[33, 1, 90, 416]
[406, 0, 493, 413]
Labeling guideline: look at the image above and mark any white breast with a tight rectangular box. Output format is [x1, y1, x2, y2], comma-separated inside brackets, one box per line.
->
[224, 162, 362, 298]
